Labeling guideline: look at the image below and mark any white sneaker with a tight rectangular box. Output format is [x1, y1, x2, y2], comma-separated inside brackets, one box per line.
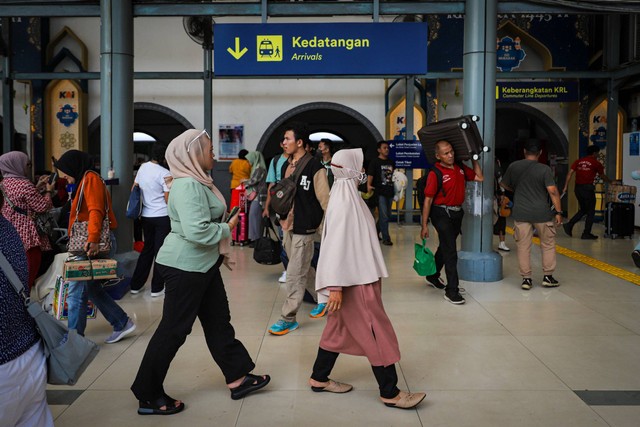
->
[278, 271, 287, 283]
[151, 289, 165, 298]
[498, 242, 510, 251]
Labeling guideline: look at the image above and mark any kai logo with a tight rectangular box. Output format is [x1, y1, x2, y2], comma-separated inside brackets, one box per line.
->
[257, 36, 282, 62]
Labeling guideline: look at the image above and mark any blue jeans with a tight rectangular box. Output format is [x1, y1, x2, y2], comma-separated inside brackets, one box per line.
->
[66, 232, 129, 335]
[377, 195, 393, 241]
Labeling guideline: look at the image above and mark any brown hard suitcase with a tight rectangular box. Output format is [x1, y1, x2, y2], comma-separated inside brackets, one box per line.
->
[417, 115, 485, 164]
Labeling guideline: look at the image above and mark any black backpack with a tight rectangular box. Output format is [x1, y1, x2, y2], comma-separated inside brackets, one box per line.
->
[416, 166, 446, 209]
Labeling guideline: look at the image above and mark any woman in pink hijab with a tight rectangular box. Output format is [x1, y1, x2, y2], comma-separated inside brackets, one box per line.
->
[0, 151, 55, 290]
[308, 149, 426, 409]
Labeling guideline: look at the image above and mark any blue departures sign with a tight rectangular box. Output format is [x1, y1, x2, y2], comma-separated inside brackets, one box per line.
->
[214, 22, 428, 76]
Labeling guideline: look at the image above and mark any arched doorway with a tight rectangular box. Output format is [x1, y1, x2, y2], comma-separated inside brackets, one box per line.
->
[495, 102, 569, 209]
[258, 102, 384, 165]
[495, 103, 568, 165]
[87, 102, 194, 159]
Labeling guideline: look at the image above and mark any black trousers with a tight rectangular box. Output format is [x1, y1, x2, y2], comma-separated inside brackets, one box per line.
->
[567, 184, 596, 234]
[130, 216, 171, 292]
[311, 347, 400, 399]
[131, 258, 255, 402]
[427, 206, 464, 295]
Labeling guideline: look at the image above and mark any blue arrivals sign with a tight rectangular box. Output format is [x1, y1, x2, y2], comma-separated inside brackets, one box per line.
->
[388, 140, 429, 169]
[214, 22, 428, 77]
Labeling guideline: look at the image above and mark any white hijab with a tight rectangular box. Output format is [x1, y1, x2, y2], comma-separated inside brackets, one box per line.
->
[315, 149, 388, 303]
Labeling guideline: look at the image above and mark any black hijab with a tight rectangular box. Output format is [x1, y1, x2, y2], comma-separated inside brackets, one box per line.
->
[54, 150, 95, 197]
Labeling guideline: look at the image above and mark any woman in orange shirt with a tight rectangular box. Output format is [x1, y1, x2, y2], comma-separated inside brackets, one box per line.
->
[54, 150, 136, 343]
[228, 149, 251, 189]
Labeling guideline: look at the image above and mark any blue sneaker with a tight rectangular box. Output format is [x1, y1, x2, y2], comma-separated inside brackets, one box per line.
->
[268, 319, 299, 336]
[309, 303, 327, 318]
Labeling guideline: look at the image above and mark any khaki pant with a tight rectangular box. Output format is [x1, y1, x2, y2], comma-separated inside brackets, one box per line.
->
[513, 221, 557, 277]
[280, 231, 317, 322]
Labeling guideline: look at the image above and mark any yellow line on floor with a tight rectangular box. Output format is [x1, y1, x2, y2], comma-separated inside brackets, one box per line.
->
[506, 226, 640, 286]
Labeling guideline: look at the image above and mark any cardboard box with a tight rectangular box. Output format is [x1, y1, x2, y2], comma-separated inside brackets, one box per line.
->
[605, 184, 637, 204]
[52, 276, 96, 320]
[63, 258, 118, 281]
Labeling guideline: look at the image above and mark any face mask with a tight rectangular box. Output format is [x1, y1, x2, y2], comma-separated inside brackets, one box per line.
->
[332, 163, 366, 184]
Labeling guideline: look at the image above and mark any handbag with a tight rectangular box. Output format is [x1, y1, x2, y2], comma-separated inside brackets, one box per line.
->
[126, 184, 143, 219]
[68, 171, 112, 256]
[0, 251, 100, 386]
[0, 183, 55, 237]
[253, 217, 282, 265]
[498, 195, 512, 217]
[413, 239, 436, 277]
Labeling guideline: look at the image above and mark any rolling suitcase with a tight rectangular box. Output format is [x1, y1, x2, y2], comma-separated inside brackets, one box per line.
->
[232, 212, 250, 246]
[604, 202, 634, 239]
[417, 115, 487, 164]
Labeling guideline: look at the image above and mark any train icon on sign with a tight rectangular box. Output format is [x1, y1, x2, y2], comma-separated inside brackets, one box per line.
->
[256, 35, 283, 62]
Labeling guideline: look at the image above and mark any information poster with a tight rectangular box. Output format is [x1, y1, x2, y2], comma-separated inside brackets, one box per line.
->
[218, 124, 244, 160]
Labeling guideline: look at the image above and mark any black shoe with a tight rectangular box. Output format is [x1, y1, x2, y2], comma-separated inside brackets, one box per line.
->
[563, 223, 573, 237]
[382, 239, 393, 246]
[426, 275, 446, 290]
[633, 250, 640, 268]
[521, 278, 532, 290]
[444, 293, 465, 305]
[581, 233, 598, 240]
[542, 275, 560, 287]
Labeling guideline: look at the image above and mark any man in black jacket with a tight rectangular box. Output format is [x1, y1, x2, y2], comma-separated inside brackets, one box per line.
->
[268, 122, 330, 336]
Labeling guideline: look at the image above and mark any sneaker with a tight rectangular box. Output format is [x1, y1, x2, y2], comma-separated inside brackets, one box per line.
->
[633, 250, 640, 268]
[129, 287, 144, 295]
[563, 223, 573, 237]
[444, 293, 465, 305]
[382, 239, 393, 246]
[268, 319, 299, 336]
[581, 233, 598, 240]
[151, 289, 165, 298]
[521, 278, 532, 290]
[278, 271, 287, 283]
[542, 275, 560, 287]
[104, 318, 136, 344]
[426, 276, 446, 290]
[309, 303, 327, 318]
[498, 241, 510, 251]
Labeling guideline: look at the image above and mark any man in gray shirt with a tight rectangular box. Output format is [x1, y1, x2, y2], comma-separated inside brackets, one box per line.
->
[500, 140, 563, 290]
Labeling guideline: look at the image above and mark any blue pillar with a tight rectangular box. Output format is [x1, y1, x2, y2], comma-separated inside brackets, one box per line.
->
[458, 0, 502, 282]
[404, 76, 415, 223]
[101, 0, 134, 252]
[2, 18, 14, 153]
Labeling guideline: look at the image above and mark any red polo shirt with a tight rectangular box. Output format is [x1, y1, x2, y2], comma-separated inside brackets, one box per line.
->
[571, 156, 604, 185]
[424, 162, 476, 206]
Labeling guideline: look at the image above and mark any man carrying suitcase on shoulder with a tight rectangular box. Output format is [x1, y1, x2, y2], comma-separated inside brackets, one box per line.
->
[500, 140, 563, 291]
[420, 140, 483, 305]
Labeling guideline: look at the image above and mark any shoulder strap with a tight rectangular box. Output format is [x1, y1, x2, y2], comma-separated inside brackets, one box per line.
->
[0, 183, 28, 216]
[511, 161, 537, 191]
[0, 250, 28, 302]
[290, 153, 313, 182]
[429, 166, 446, 198]
[75, 171, 110, 216]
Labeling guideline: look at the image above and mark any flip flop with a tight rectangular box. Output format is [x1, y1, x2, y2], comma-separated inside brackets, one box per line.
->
[230, 373, 271, 400]
[138, 394, 185, 415]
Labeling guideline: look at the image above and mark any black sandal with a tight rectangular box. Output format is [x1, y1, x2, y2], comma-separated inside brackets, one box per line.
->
[138, 393, 185, 415]
[229, 373, 271, 400]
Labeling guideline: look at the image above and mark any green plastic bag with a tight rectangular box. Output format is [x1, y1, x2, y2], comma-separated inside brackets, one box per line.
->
[413, 239, 436, 277]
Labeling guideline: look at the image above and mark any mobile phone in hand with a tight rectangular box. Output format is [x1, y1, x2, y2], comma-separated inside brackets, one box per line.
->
[226, 206, 240, 222]
[48, 171, 58, 185]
